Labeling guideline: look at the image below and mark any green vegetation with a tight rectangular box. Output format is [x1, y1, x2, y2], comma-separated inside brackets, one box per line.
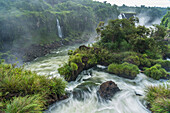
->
[4, 95, 44, 113]
[161, 11, 170, 29]
[96, 17, 168, 59]
[0, 60, 67, 112]
[151, 59, 170, 71]
[144, 64, 168, 80]
[59, 16, 169, 80]
[145, 84, 170, 113]
[58, 63, 73, 81]
[108, 62, 140, 79]
[0, 0, 119, 52]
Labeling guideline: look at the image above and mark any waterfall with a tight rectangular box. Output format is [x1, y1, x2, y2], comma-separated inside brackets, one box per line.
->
[118, 13, 127, 19]
[118, 14, 123, 19]
[122, 13, 127, 19]
[56, 18, 63, 38]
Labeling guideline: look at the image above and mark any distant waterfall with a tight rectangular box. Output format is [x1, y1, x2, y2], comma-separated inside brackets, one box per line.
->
[118, 13, 127, 19]
[118, 14, 123, 19]
[56, 18, 63, 38]
[122, 13, 127, 19]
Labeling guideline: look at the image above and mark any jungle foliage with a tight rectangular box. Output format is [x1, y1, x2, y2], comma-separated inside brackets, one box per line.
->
[144, 64, 168, 80]
[0, 0, 119, 52]
[145, 84, 170, 113]
[96, 17, 168, 59]
[161, 11, 170, 29]
[0, 60, 67, 112]
[59, 17, 169, 81]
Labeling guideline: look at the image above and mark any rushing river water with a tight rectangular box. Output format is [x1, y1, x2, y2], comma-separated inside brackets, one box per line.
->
[25, 43, 169, 113]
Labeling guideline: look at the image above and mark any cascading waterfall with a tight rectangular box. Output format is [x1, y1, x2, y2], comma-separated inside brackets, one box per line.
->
[118, 14, 123, 19]
[24, 43, 169, 113]
[56, 18, 63, 45]
[118, 13, 126, 19]
[122, 13, 127, 19]
[56, 18, 63, 38]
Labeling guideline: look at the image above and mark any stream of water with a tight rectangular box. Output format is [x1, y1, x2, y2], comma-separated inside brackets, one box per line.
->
[25, 43, 169, 113]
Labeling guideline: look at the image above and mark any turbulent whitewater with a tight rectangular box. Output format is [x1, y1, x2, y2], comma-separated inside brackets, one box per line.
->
[25, 44, 169, 113]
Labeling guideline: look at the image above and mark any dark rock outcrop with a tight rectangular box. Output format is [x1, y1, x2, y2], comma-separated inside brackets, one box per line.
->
[97, 81, 120, 100]
[46, 94, 68, 106]
[79, 45, 90, 50]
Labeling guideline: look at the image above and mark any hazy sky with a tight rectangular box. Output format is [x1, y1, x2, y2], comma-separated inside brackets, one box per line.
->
[94, 0, 170, 7]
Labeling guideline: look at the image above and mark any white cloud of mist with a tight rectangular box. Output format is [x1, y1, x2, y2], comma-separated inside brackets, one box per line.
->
[94, 0, 170, 7]
[136, 13, 161, 28]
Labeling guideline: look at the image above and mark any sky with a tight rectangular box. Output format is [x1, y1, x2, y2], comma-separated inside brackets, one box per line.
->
[94, 0, 170, 7]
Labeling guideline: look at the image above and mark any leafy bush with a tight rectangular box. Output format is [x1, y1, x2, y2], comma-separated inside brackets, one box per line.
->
[68, 50, 73, 55]
[145, 84, 170, 113]
[70, 62, 78, 70]
[144, 64, 167, 80]
[123, 55, 140, 66]
[58, 64, 73, 80]
[4, 95, 44, 113]
[0, 63, 67, 96]
[69, 54, 82, 64]
[0, 62, 67, 111]
[108, 62, 139, 78]
[139, 54, 151, 68]
[151, 59, 170, 71]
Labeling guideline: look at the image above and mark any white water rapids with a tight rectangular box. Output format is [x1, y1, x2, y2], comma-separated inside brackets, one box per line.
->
[25, 44, 169, 113]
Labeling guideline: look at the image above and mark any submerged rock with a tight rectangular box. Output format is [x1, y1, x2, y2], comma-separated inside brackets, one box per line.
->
[97, 81, 120, 100]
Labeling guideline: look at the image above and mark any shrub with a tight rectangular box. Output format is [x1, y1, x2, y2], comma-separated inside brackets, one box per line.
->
[123, 55, 140, 66]
[69, 54, 82, 64]
[87, 57, 98, 65]
[108, 62, 139, 78]
[68, 50, 73, 55]
[4, 95, 44, 113]
[139, 54, 151, 67]
[0, 64, 67, 96]
[144, 64, 167, 80]
[58, 64, 73, 80]
[151, 59, 170, 71]
[70, 62, 78, 71]
[0, 62, 67, 111]
[145, 84, 170, 113]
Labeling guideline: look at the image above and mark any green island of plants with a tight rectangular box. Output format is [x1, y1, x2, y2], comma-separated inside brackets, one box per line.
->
[57, 15, 170, 112]
[58, 16, 170, 81]
[145, 84, 170, 113]
[108, 62, 140, 79]
[0, 60, 67, 112]
[144, 64, 168, 80]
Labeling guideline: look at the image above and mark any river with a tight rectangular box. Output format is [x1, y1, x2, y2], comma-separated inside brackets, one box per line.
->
[24, 43, 169, 113]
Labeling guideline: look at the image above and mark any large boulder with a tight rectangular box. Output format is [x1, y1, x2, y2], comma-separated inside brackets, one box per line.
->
[97, 81, 120, 100]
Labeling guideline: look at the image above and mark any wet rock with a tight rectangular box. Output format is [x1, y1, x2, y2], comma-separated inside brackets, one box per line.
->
[46, 94, 68, 106]
[135, 91, 143, 96]
[79, 45, 90, 50]
[97, 81, 120, 100]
